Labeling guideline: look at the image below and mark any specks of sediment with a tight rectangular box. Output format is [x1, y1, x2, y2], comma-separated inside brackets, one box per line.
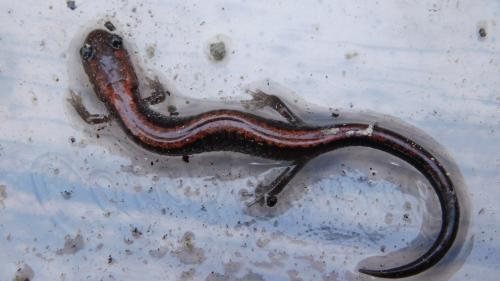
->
[14, 263, 34, 281]
[56, 233, 84, 255]
[172, 232, 205, 265]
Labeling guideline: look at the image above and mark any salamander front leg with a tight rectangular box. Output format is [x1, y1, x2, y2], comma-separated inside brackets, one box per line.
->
[68, 90, 110, 124]
[142, 77, 170, 105]
[248, 159, 308, 207]
[242, 90, 306, 126]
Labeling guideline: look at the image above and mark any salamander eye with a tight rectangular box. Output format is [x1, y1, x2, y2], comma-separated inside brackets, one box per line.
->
[80, 43, 95, 60]
[110, 35, 123, 49]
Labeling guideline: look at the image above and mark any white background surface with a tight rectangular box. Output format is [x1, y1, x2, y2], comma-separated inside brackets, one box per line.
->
[0, 0, 499, 280]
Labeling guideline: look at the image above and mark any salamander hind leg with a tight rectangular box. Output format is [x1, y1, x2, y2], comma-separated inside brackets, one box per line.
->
[247, 159, 308, 208]
[242, 89, 306, 126]
[68, 90, 110, 124]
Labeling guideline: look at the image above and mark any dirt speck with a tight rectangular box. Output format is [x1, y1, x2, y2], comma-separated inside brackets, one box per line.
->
[0, 184, 7, 206]
[66, 0, 76, 10]
[380, 245, 386, 252]
[168, 105, 179, 116]
[146, 44, 156, 59]
[403, 213, 411, 223]
[478, 26, 487, 40]
[131, 226, 143, 238]
[104, 21, 116, 31]
[345, 52, 359, 60]
[209, 41, 226, 61]
[403, 201, 412, 211]
[60, 190, 73, 200]
[172, 232, 205, 265]
[56, 233, 84, 255]
[14, 263, 34, 281]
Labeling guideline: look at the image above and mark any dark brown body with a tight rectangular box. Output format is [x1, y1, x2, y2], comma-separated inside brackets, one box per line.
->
[75, 29, 460, 278]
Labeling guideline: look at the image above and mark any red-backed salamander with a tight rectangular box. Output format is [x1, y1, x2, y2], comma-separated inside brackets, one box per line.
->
[69, 29, 460, 279]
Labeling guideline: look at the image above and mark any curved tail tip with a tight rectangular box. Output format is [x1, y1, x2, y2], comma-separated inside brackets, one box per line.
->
[358, 267, 414, 279]
[358, 268, 385, 278]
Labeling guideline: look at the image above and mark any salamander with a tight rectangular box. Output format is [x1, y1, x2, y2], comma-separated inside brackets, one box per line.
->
[69, 29, 460, 278]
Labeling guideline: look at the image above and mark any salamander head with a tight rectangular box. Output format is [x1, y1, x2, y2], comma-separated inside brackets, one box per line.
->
[80, 29, 123, 62]
[80, 29, 138, 103]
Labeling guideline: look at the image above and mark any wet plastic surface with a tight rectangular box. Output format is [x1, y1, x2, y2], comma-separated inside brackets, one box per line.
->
[0, 1, 499, 280]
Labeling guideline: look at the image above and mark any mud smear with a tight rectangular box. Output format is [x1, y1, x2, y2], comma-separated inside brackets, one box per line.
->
[295, 255, 326, 273]
[252, 251, 288, 269]
[56, 233, 84, 255]
[149, 246, 168, 258]
[180, 268, 196, 280]
[172, 232, 206, 265]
